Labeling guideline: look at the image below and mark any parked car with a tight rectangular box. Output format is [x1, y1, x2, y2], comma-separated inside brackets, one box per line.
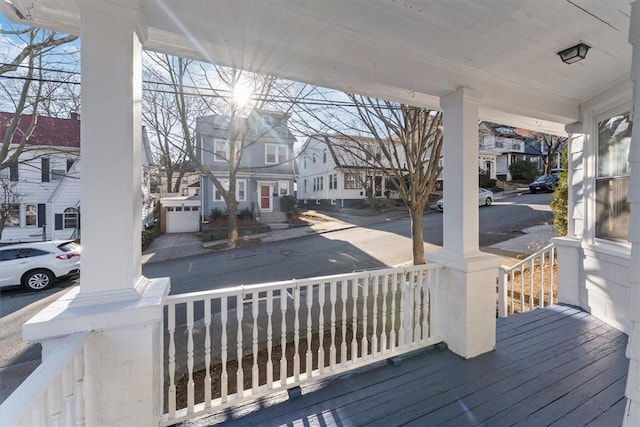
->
[0, 240, 81, 291]
[436, 188, 494, 211]
[529, 174, 558, 193]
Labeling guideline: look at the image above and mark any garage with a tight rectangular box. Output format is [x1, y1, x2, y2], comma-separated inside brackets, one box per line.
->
[162, 197, 201, 233]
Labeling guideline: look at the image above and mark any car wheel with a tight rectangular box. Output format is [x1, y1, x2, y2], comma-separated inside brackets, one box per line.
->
[485, 197, 492, 206]
[23, 269, 55, 291]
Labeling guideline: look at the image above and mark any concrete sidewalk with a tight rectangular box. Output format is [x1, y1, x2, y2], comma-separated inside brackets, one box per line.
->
[142, 189, 552, 265]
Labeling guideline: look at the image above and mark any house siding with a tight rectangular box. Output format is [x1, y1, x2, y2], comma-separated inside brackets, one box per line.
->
[197, 111, 296, 220]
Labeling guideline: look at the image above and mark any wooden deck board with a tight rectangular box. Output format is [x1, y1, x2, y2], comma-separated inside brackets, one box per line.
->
[178, 305, 629, 427]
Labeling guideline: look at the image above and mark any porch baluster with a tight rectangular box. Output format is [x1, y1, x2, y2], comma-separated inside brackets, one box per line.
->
[361, 277, 369, 359]
[266, 290, 274, 389]
[204, 299, 212, 407]
[73, 347, 85, 425]
[280, 289, 288, 386]
[61, 356, 73, 425]
[236, 295, 244, 397]
[351, 279, 359, 361]
[293, 285, 301, 382]
[48, 377, 61, 425]
[539, 253, 545, 308]
[341, 281, 348, 365]
[186, 301, 195, 412]
[413, 271, 421, 343]
[380, 275, 388, 355]
[372, 276, 379, 357]
[519, 264, 525, 313]
[390, 273, 398, 352]
[252, 293, 259, 393]
[220, 297, 228, 403]
[318, 283, 326, 374]
[529, 259, 535, 311]
[330, 281, 337, 369]
[306, 284, 313, 377]
[168, 303, 176, 416]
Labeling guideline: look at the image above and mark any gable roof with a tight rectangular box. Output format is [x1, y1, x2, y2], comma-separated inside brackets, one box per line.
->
[0, 112, 81, 148]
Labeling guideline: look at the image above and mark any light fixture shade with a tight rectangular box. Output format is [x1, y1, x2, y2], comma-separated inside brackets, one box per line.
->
[557, 42, 591, 64]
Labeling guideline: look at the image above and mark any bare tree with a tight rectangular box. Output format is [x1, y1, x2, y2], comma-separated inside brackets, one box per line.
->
[143, 53, 309, 247]
[296, 94, 443, 265]
[0, 174, 22, 240]
[1, 25, 79, 171]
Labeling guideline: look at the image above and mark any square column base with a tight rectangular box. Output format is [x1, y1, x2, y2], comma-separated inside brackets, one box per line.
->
[553, 236, 583, 308]
[23, 277, 170, 426]
[426, 250, 502, 358]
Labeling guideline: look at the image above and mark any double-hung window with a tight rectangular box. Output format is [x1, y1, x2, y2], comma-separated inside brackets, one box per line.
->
[265, 144, 288, 165]
[595, 112, 631, 242]
[214, 140, 229, 162]
[214, 179, 247, 201]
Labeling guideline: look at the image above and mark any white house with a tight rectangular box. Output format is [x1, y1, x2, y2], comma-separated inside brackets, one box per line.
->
[0, 112, 81, 243]
[1, 2, 639, 426]
[297, 135, 404, 209]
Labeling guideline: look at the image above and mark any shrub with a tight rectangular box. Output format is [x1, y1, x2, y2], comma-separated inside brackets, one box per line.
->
[209, 208, 225, 221]
[237, 207, 253, 220]
[509, 160, 539, 180]
[479, 173, 497, 189]
[280, 195, 298, 218]
[550, 148, 569, 236]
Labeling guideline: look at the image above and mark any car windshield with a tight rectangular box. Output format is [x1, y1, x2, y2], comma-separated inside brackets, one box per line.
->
[534, 175, 551, 183]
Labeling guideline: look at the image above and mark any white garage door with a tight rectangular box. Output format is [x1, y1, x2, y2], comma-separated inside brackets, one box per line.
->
[166, 206, 200, 233]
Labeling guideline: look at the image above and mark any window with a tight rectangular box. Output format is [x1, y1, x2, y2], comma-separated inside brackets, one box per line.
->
[64, 207, 78, 229]
[238, 180, 246, 201]
[303, 158, 307, 169]
[25, 204, 37, 226]
[214, 179, 246, 201]
[344, 173, 360, 189]
[265, 144, 288, 165]
[9, 163, 18, 182]
[2, 204, 20, 227]
[323, 150, 327, 163]
[319, 176, 324, 191]
[263, 116, 273, 127]
[51, 158, 66, 181]
[329, 174, 337, 190]
[596, 112, 631, 242]
[279, 181, 289, 196]
[214, 140, 229, 162]
[304, 179, 307, 192]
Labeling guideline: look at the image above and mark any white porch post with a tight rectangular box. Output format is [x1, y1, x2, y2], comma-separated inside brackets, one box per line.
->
[21, 3, 170, 426]
[426, 87, 501, 359]
[624, 1, 640, 424]
[554, 124, 584, 308]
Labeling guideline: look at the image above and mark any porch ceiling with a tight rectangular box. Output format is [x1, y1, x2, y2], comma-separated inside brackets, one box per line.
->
[3, 0, 632, 134]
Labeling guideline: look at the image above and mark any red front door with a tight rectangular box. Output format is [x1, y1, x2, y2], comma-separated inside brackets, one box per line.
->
[260, 185, 271, 210]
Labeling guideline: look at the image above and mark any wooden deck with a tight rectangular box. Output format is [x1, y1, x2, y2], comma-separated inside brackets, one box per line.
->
[179, 305, 629, 427]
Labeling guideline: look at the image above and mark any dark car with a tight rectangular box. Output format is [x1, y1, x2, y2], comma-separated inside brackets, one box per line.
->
[529, 174, 558, 194]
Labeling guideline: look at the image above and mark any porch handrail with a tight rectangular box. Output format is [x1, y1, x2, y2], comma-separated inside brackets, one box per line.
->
[0, 331, 90, 426]
[161, 264, 443, 426]
[498, 243, 557, 317]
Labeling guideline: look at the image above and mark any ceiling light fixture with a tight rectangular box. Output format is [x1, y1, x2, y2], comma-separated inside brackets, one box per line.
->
[557, 42, 591, 64]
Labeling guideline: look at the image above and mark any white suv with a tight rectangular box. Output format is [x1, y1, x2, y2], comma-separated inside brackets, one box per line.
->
[0, 240, 81, 291]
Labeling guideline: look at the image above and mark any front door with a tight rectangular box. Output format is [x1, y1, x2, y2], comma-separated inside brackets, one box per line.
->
[260, 185, 271, 211]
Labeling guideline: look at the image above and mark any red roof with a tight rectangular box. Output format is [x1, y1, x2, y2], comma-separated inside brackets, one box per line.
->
[0, 112, 80, 148]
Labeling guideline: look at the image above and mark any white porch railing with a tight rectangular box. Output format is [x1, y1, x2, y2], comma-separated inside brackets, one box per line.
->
[0, 331, 90, 426]
[161, 264, 443, 426]
[498, 243, 557, 317]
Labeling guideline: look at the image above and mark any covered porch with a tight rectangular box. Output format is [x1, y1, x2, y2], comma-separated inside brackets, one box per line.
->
[1, 1, 639, 426]
[182, 305, 628, 427]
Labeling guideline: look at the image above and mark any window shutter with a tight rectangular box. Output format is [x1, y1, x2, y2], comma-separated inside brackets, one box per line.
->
[37, 204, 46, 227]
[42, 158, 50, 182]
[55, 214, 63, 230]
[9, 163, 18, 181]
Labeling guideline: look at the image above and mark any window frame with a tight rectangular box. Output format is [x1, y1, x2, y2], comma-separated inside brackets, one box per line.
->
[63, 207, 79, 229]
[3, 204, 20, 227]
[214, 139, 230, 163]
[594, 110, 631, 243]
[25, 204, 37, 227]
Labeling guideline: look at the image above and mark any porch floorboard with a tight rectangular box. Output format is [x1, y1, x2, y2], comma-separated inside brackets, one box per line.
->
[179, 305, 628, 427]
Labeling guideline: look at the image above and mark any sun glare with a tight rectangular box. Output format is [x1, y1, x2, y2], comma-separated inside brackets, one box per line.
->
[232, 80, 253, 108]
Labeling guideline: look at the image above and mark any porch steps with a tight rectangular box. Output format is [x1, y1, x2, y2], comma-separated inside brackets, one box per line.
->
[258, 211, 288, 227]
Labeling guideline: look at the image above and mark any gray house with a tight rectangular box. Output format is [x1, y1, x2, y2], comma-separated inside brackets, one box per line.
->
[196, 109, 297, 223]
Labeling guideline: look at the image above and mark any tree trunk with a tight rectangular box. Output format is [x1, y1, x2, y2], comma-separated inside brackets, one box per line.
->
[226, 195, 239, 248]
[409, 203, 426, 265]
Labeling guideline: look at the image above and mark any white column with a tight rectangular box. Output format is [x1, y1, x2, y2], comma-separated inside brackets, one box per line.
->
[624, 2, 640, 424]
[554, 123, 585, 308]
[22, 3, 171, 426]
[76, 1, 147, 303]
[440, 87, 482, 257]
[426, 87, 502, 359]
